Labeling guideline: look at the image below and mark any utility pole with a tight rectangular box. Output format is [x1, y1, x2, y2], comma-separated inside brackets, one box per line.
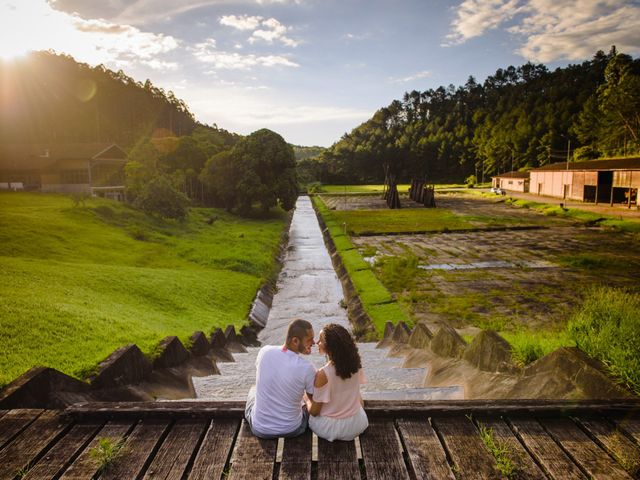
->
[566, 139, 571, 170]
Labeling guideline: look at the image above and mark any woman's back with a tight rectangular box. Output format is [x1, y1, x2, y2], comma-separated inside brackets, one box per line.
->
[313, 363, 364, 418]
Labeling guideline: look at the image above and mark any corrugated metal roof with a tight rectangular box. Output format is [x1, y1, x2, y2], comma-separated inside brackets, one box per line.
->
[531, 157, 640, 171]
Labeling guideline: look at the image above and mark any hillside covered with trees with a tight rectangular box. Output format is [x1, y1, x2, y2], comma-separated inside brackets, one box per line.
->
[313, 47, 640, 184]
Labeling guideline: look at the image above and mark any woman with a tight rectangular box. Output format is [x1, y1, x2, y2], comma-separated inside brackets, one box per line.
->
[306, 324, 368, 441]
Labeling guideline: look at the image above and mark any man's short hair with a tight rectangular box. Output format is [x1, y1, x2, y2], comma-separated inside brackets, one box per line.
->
[286, 318, 313, 342]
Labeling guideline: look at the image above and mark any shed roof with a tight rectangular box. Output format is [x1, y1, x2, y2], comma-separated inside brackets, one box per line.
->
[491, 171, 530, 179]
[532, 157, 640, 172]
[0, 143, 127, 170]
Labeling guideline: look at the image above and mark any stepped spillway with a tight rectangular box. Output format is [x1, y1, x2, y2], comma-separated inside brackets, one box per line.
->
[193, 196, 463, 400]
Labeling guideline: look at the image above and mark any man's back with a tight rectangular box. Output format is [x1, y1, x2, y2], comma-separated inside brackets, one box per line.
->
[251, 345, 316, 436]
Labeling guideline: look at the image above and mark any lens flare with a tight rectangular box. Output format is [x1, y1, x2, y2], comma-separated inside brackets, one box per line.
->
[75, 78, 97, 102]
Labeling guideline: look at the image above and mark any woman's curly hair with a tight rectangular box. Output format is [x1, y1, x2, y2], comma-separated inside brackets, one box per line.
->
[322, 323, 362, 380]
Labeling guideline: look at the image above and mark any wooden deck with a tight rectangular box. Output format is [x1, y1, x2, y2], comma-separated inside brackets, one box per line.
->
[1, 400, 639, 479]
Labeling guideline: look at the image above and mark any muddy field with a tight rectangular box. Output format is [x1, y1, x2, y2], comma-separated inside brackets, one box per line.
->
[328, 193, 640, 334]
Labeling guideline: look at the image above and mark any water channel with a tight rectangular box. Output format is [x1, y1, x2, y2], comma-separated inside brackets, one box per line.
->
[193, 196, 462, 400]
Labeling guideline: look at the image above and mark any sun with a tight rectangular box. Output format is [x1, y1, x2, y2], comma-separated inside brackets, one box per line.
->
[0, 45, 32, 61]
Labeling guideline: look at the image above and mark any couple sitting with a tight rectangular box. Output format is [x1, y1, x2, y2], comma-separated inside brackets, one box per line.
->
[244, 319, 369, 441]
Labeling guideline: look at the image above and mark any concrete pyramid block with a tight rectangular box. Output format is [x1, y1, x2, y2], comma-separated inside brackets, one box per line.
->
[408, 323, 433, 350]
[430, 325, 467, 359]
[462, 330, 518, 373]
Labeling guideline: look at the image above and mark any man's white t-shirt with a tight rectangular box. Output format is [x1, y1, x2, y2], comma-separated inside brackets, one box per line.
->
[251, 345, 316, 436]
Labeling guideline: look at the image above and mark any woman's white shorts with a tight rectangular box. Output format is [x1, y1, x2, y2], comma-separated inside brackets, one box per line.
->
[308, 407, 369, 442]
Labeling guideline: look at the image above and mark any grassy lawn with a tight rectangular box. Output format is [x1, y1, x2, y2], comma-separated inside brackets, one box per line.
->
[320, 183, 484, 194]
[320, 184, 410, 194]
[329, 208, 472, 235]
[0, 193, 286, 386]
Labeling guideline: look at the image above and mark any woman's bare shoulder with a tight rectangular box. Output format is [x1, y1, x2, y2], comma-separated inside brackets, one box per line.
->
[314, 367, 329, 388]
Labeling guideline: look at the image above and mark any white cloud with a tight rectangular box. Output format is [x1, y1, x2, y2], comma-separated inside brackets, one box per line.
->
[388, 70, 432, 84]
[0, 0, 179, 67]
[445, 0, 640, 62]
[220, 14, 263, 31]
[511, 0, 640, 62]
[219, 14, 299, 47]
[191, 38, 299, 69]
[140, 59, 179, 71]
[444, 0, 521, 46]
[185, 86, 369, 130]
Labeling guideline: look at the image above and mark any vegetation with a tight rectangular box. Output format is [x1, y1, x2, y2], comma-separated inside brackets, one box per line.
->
[134, 175, 190, 219]
[89, 437, 126, 474]
[321, 184, 410, 193]
[328, 207, 472, 235]
[0, 193, 286, 386]
[0, 51, 231, 146]
[200, 129, 298, 214]
[568, 286, 640, 395]
[476, 421, 518, 479]
[311, 196, 410, 334]
[501, 329, 575, 367]
[305, 48, 639, 184]
[501, 197, 640, 232]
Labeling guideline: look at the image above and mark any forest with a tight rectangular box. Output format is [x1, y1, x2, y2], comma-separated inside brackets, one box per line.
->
[302, 47, 640, 184]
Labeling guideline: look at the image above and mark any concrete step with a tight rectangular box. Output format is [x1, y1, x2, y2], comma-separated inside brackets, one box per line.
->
[192, 343, 462, 401]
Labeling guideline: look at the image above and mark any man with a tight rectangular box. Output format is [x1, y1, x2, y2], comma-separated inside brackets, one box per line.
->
[245, 318, 316, 438]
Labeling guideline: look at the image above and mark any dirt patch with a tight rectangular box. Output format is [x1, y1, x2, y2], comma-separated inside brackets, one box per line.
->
[350, 194, 640, 333]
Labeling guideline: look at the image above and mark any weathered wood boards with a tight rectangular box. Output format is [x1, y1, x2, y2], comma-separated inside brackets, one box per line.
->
[0, 404, 638, 479]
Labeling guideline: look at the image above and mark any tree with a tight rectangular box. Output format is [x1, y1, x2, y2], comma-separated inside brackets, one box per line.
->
[200, 129, 298, 215]
[134, 175, 190, 220]
[125, 138, 161, 201]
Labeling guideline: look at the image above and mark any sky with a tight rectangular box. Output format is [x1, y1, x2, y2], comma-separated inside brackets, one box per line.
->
[1, 0, 639, 147]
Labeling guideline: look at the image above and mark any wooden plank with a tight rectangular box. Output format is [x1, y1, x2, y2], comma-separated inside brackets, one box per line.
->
[66, 399, 640, 419]
[360, 419, 410, 480]
[0, 409, 43, 450]
[23, 422, 103, 480]
[143, 419, 206, 480]
[317, 436, 359, 480]
[396, 418, 455, 480]
[188, 419, 239, 480]
[508, 418, 586, 479]
[576, 417, 640, 478]
[475, 416, 546, 480]
[279, 429, 312, 480]
[542, 417, 632, 479]
[67, 401, 246, 418]
[0, 410, 72, 480]
[611, 415, 640, 444]
[228, 421, 276, 480]
[59, 419, 134, 480]
[366, 399, 640, 417]
[99, 419, 170, 480]
[432, 416, 501, 479]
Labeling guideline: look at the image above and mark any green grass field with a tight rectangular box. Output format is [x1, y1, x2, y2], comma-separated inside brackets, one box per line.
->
[329, 208, 473, 235]
[0, 193, 286, 386]
[320, 184, 410, 194]
[319, 183, 483, 194]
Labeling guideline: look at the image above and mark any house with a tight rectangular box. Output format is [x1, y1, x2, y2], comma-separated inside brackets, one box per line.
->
[491, 171, 530, 192]
[529, 157, 640, 206]
[0, 143, 128, 200]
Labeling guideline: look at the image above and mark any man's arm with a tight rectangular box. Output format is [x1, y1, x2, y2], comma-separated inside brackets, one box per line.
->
[306, 370, 328, 416]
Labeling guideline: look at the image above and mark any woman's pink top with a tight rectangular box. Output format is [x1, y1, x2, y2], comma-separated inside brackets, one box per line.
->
[313, 363, 365, 419]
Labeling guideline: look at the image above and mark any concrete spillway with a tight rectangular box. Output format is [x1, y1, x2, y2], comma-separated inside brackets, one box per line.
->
[193, 196, 463, 400]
